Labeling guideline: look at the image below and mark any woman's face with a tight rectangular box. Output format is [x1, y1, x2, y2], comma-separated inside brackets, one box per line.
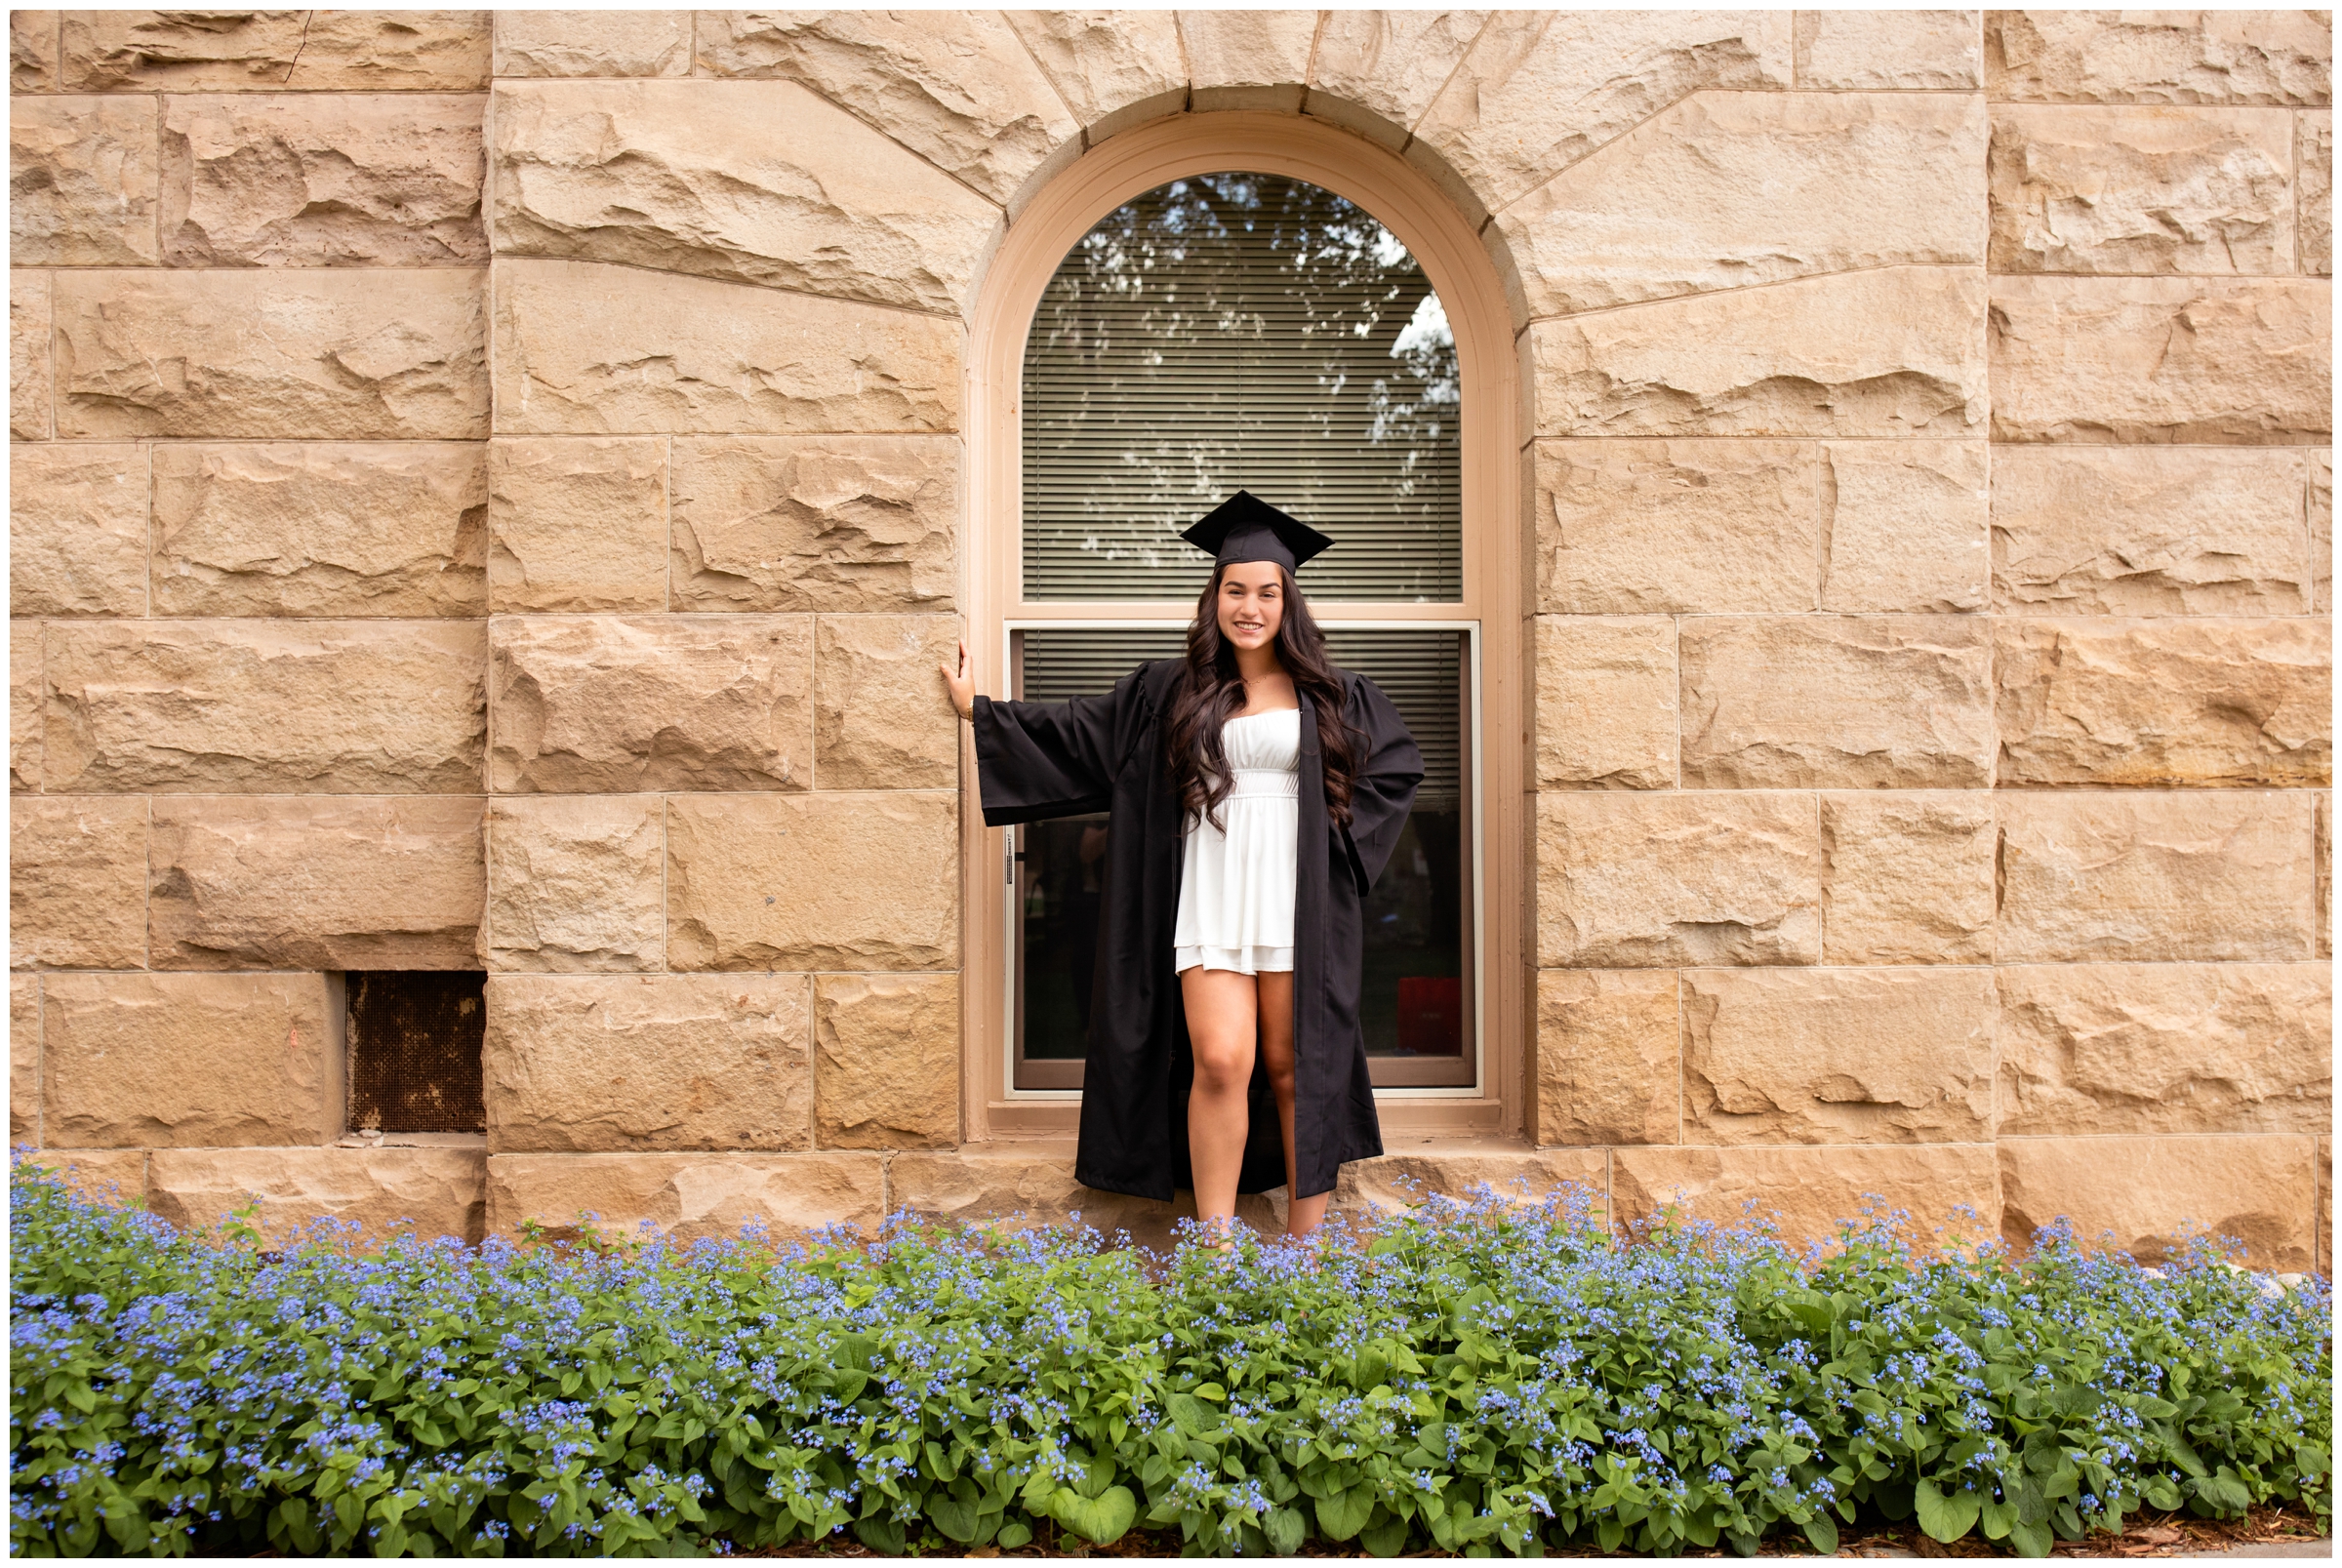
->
[1215, 561, 1285, 653]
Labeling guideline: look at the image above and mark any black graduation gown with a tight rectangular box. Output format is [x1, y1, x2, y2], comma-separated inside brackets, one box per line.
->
[972, 659, 1425, 1201]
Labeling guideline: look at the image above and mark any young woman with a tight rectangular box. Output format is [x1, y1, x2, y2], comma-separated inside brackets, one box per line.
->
[940, 492, 1424, 1239]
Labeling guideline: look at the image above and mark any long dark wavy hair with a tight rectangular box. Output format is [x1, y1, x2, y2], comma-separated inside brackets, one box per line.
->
[1164, 563, 1360, 831]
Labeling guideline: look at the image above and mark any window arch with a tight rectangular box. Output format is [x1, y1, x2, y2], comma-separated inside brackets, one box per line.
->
[960, 113, 1523, 1146]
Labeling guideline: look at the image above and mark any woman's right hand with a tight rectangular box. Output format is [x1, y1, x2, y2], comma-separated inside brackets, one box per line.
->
[939, 637, 978, 721]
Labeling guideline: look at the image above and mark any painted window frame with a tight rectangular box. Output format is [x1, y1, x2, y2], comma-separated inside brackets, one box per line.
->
[959, 111, 1526, 1146]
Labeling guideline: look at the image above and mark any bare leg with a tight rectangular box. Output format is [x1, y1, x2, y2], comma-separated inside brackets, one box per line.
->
[1253, 972, 1327, 1237]
[1181, 967, 1257, 1241]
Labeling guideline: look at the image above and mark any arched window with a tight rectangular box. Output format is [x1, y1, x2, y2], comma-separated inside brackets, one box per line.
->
[963, 116, 1522, 1136]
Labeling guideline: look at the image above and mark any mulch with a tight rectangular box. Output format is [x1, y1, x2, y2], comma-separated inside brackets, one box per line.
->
[726, 1502, 2330, 1558]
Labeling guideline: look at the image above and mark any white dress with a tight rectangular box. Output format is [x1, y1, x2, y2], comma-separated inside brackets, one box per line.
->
[1173, 707, 1301, 976]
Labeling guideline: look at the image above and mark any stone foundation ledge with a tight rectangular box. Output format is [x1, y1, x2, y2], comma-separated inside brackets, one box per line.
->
[18, 1145, 487, 1247]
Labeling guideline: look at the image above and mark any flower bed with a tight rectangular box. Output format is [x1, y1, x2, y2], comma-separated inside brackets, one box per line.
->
[9, 1153, 2329, 1559]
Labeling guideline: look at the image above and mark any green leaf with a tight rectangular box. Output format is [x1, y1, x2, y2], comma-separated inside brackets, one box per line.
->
[1361, 1510, 1411, 1557]
[994, 1519, 1033, 1550]
[1915, 1478, 1980, 1544]
[1317, 1483, 1375, 1542]
[1802, 1511, 1838, 1555]
[1051, 1485, 1137, 1546]
[2009, 1518, 2054, 1558]
[1266, 1506, 1306, 1555]
[853, 1515, 906, 1555]
[926, 1493, 980, 1544]
[1166, 1392, 1211, 1437]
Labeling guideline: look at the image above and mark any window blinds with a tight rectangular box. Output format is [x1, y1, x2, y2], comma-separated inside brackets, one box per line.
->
[1021, 173, 1463, 603]
[1015, 627, 1465, 813]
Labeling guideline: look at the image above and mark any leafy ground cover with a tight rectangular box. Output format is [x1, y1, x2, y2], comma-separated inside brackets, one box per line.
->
[9, 1151, 2329, 1559]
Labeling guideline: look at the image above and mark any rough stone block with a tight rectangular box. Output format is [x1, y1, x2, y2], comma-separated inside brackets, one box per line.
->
[485, 1150, 887, 1241]
[12, 269, 51, 440]
[1990, 104, 2295, 274]
[2000, 1133, 2316, 1269]
[41, 972, 339, 1147]
[1680, 616, 1996, 789]
[1535, 969, 1676, 1146]
[147, 796, 484, 970]
[487, 436, 665, 613]
[2319, 1138, 2335, 1276]
[1334, 1148, 1611, 1221]
[1999, 962, 2330, 1138]
[1533, 617, 1676, 790]
[12, 796, 146, 971]
[1305, 10, 1488, 148]
[889, 1144, 1209, 1248]
[1991, 446, 2312, 613]
[63, 10, 491, 92]
[493, 258, 956, 435]
[1614, 1145, 2000, 1254]
[1537, 791, 1820, 968]
[489, 616, 810, 792]
[1533, 440, 1816, 615]
[54, 268, 489, 441]
[1989, 276, 2329, 444]
[670, 435, 957, 612]
[1794, 10, 1982, 90]
[485, 974, 813, 1152]
[159, 92, 485, 267]
[10, 95, 158, 264]
[1530, 268, 1987, 439]
[12, 623, 41, 792]
[1996, 791, 2313, 963]
[1986, 12, 2331, 105]
[1681, 967, 1994, 1145]
[666, 792, 958, 971]
[1178, 10, 1314, 110]
[11, 442, 149, 618]
[813, 616, 958, 790]
[1821, 792, 1996, 965]
[693, 10, 1075, 208]
[1997, 619, 2331, 787]
[2319, 791, 2332, 959]
[1410, 12, 1790, 223]
[22, 1150, 147, 1208]
[1821, 442, 1989, 613]
[13, 976, 39, 1143]
[13, 11, 57, 93]
[493, 78, 998, 315]
[814, 973, 958, 1149]
[1498, 92, 1985, 318]
[44, 620, 487, 794]
[2303, 111, 2332, 273]
[2314, 450, 2333, 613]
[1000, 10, 1184, 142]
[147, 1146, 486, 1247]
[485, 795, 663, 972]
[152, 442, 488, 618]
[493, 10, 689, 77]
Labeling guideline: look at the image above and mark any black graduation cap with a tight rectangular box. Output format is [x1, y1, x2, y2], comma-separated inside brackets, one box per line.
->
[1179, 491, 1334, 574]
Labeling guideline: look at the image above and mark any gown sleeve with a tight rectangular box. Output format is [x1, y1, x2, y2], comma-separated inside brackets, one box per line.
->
[1336, 673, 1426, 894]
[969, 664, 1150, 827]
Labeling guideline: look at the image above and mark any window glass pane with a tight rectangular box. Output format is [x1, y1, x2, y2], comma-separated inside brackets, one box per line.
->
[1022, 172, 1462, 602]
[1011, 628, 1471, 1086]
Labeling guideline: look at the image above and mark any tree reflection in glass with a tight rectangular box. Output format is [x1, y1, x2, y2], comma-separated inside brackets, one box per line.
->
[1022, 171, 1462, 603]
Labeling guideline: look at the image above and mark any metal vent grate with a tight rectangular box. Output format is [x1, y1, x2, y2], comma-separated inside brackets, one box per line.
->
[345, 972, 486, 1134]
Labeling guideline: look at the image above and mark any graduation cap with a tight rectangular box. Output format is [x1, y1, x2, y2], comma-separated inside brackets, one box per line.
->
[1179, 491, 1334, 574]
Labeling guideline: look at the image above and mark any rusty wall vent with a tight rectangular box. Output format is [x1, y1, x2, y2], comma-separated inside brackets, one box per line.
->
[345, 972, 486, 1134]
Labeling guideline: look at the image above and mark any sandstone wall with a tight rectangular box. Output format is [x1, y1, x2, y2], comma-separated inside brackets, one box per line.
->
[10, 11, 2331, 1270]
